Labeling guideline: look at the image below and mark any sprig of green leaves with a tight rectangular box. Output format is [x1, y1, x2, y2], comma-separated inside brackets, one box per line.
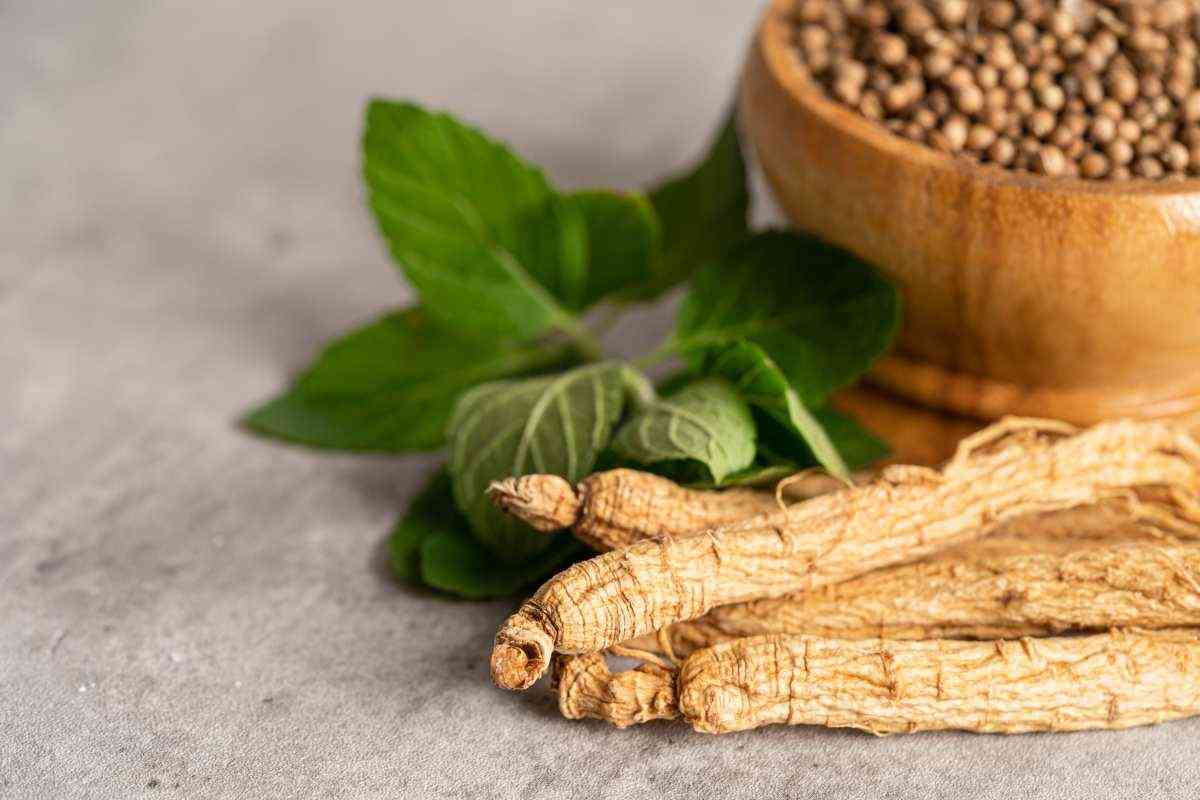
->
[245, 98, 899, 599]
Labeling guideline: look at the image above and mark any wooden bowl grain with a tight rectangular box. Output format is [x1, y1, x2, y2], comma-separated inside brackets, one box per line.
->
[740, 0, 1200, 426]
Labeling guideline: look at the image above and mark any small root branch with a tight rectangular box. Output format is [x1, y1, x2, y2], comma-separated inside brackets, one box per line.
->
[491, 468, 785, 551]
[488, 475, 582, 533]
[553, 652, 678, 728]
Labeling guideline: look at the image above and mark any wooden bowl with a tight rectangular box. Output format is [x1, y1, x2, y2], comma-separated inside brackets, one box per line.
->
[832, 385, 983, 467]
[740, 0, 1200, 426]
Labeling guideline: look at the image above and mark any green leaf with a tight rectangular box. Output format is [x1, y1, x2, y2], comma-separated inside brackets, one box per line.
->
[420, 527, 585, 600]
[568, 190, 659, 308]
[709, 341, 849, 478]
[244, 308, 569, 452]
[362, 100, 587, 340]
[620, 363, 658, 407]
[640, 113, 750, 297]
[389, 468, 585, 598]
[710, 462, 801, 488]
[612, 376, 756, 483]
[754, 407, 889, 474]
[653, 368, 700, 398]
[511, 193, 590, 310]
[388, 469, 462, 582]
[813, 408, 889, 470]
[447, 362, 627, 562]
[674, 231, 900, 407]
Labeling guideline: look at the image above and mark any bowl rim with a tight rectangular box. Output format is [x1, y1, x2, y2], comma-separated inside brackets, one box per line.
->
[758, 0, 1200, 197]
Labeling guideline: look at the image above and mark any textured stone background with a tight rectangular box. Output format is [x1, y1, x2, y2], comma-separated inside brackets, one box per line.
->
[3, 1, 1198, 797]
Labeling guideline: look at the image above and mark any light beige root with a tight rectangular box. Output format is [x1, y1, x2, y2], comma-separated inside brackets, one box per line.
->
[487, 468, 856, 551]
[553, 652, 678, 729]
[560, 629, 1200, 735]
[560, 524, 1200, 727]
[677, 629, 1200, 735]
[644, 509, 1200, 657]
[491, 418, 1200, 690]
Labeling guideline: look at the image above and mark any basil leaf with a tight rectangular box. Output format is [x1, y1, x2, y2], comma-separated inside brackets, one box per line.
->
[640, 113, 750, 297]
[568, 190, 659, 309]
[245, 308, 569, 452]
[612, 376, 756, 483]
[709, 341, 849, 478]
[447, 362, 626, 562]
[674, 231, 900, 407]
[388, 469, 461, 583]
[363, 100, 586, 339]
[420, 527, 585, 600]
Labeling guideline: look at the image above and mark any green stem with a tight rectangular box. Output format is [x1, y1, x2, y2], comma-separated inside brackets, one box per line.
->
[589, 303, 630, 338]
[619, 365, 658, 406]
[630, 338, 681, 371]
[554, 315, 605, 362]
[496, 341, 581, 378]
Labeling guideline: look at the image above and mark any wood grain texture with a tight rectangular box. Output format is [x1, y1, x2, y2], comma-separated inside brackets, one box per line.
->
[739, 0, 1200, 425]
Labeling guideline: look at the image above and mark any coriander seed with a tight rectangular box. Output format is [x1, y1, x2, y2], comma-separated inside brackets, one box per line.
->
[790, 0, 1200, 180]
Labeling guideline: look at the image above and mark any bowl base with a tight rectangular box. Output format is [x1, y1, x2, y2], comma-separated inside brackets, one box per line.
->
[832, 384, 983, 467]
[867, 354, 1200, 427]
[840, 376, 1200, 470]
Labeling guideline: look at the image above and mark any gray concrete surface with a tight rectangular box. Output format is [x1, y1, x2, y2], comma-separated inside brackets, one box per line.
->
[2, 1, 1198, 798]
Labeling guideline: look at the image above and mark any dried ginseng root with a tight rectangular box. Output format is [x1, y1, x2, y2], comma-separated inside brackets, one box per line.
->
[647, 512, 1200, 655]
[558, 517, 1200, 728]
[490, 419, 1200, 691]
[675, 630, 1200, 735]
[554, 651, 679, 729]
[487, 469, 786, 551]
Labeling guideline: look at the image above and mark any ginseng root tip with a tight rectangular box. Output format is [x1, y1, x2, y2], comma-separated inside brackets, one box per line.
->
[491, 615, 555, 690]
[488, 475, 581, 533]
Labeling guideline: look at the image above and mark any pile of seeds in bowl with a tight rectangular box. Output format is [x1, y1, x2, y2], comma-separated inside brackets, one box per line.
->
[790, 0, 1200, 179]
